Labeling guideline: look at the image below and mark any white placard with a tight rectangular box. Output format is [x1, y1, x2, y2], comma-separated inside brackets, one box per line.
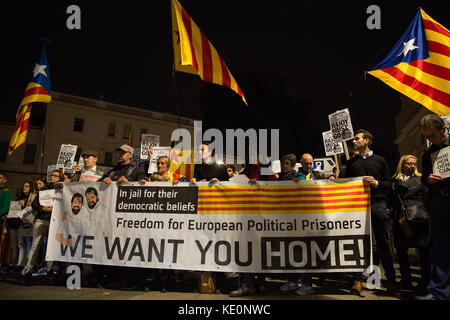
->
[229, 174, 250, 184]
[322, 131, 344, 156]
[148, 147, 172, 173]
[328, 108, 354, 142]
[56, 144, 78, 171]
[431, 146, 450, 179]
[39, 189, 56, 207]
[140, 134, 160, 160]
[7, 201, 21, 218]
[271, 160, 281, 173]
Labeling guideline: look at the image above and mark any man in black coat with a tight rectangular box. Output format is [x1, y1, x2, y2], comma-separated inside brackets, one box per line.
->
[416, 114, 450, 300]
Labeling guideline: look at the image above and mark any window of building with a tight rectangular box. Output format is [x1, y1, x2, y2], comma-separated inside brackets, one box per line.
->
[73, 118, 84, 132]
[123, 126, 132, 139]
[0, 141, 8, 162]
[104, 152, 113, 166]
[23, 144, 37, 165]
[141, 128, 147, 135]
[108, 123, 115, 137]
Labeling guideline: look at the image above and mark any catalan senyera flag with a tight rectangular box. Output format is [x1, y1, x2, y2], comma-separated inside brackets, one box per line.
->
[171, 0, 247, 105]
[169, 148, 195, 181]
[368, 9, 450, 116]
[8, 46, 52, 157]
[197, 182, 370, 214]
[127, 127, 134, 147]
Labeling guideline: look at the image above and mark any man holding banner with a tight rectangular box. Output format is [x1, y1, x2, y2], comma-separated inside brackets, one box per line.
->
[345, 129, 396, 296]
[418, 114, 450, 300]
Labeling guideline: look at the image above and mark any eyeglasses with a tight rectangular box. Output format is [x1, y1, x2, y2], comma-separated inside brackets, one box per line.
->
[51, 174, 60, 177]
[405, 162, 416, 166]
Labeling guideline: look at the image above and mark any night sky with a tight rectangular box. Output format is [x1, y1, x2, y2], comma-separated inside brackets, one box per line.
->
[6, 1, 450, 168]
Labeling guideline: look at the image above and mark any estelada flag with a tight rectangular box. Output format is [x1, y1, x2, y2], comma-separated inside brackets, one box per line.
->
[8, 45, 52, 157]
[169, 147, 195, 181]
[368, 9, 449, 116]
[171, 0, 247, 105]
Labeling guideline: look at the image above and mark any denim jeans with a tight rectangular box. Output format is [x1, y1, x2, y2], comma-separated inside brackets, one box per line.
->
[24, 219, 53, 273]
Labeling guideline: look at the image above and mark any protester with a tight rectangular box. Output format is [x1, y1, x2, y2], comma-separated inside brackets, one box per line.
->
[345, 129, 397, 296]
[230, 149, 276, 297]
[391, 155, 431, 295]
[71, 150, 103, 182]
[191, 143, 229, 184]
[97, 144, 147, 290]
[17, 181, 34, 268]
[20, 169, 63, 284]
[226, 165, 236, 178]
[416, 114, 450, 300]
[150, 155, 187, 183]
[4, 181, 33, 272]
[0, 173, 13, 268]
[280, 153, 331, 296]
[101, 144, 147, 184]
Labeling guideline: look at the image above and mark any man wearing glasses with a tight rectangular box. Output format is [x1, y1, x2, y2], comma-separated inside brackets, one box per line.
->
[416, 114, 450, 300]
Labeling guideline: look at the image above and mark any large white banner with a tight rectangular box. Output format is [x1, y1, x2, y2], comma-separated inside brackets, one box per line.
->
[47, 178, 372, 273]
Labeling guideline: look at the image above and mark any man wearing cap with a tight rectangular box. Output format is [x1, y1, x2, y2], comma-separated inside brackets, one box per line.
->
[101, 144, 147, 184]
[98, 144, 147, 290]
[71, 150, 104, 182]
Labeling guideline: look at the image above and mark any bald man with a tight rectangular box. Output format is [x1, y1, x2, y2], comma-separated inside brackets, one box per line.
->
[297, 153, 326, 180]
[280, 153, 327, 295]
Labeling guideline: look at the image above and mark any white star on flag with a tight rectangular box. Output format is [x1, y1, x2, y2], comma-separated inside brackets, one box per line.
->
[32, 63, 48, 78]
[398, 38, 419, 57]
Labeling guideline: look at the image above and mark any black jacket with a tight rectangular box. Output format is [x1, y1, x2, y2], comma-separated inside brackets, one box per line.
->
[102, 163, 146, 182]
[32, 185, 54, 221]
[194, 162, 229, 182]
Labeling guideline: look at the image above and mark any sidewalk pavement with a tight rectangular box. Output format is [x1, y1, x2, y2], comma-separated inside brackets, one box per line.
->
[0, 267, 417, 300]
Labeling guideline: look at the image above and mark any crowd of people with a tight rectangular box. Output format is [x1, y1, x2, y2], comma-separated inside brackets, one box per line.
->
[0, 113, 449, 300]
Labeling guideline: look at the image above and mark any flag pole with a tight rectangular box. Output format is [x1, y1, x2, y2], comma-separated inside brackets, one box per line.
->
[169, 1, 182, 130]
[39, 38, 51, 175]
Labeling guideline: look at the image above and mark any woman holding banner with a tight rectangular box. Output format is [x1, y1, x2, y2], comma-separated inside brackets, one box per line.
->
[391, 155, 431, 295]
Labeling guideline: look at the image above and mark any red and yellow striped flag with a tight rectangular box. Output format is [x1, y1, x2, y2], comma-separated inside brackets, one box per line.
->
[8, 46, 52, 157]
[368, 9, 449, 115]
[197, 182, 370, 214]
[171, 0, 247, 105]
[169, 147, 195, 181]
[127, 127, 134, 147]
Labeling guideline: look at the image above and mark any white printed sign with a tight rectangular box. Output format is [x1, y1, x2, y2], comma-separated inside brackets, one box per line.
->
[39, 189, 56, 207]
[7, 201, 21, 218]
[271, 160, 281, 173]
[148, 147, 172, 174]
[431, 146, 450, 179]
[322, 131, 344, 156]
[140, 134, 160, 160]
[328, 108, 354, 142]
[56, 144, 78, 171]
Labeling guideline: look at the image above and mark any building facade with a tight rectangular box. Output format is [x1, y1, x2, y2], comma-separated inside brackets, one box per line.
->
[0, 91, 196, 193]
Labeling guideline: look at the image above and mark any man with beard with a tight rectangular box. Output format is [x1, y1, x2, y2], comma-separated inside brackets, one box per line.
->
[101, 144, 147, 184]
[85, 187, 99, 210]
[99, 144, 146, 290]
[71, 193, 83, 214]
